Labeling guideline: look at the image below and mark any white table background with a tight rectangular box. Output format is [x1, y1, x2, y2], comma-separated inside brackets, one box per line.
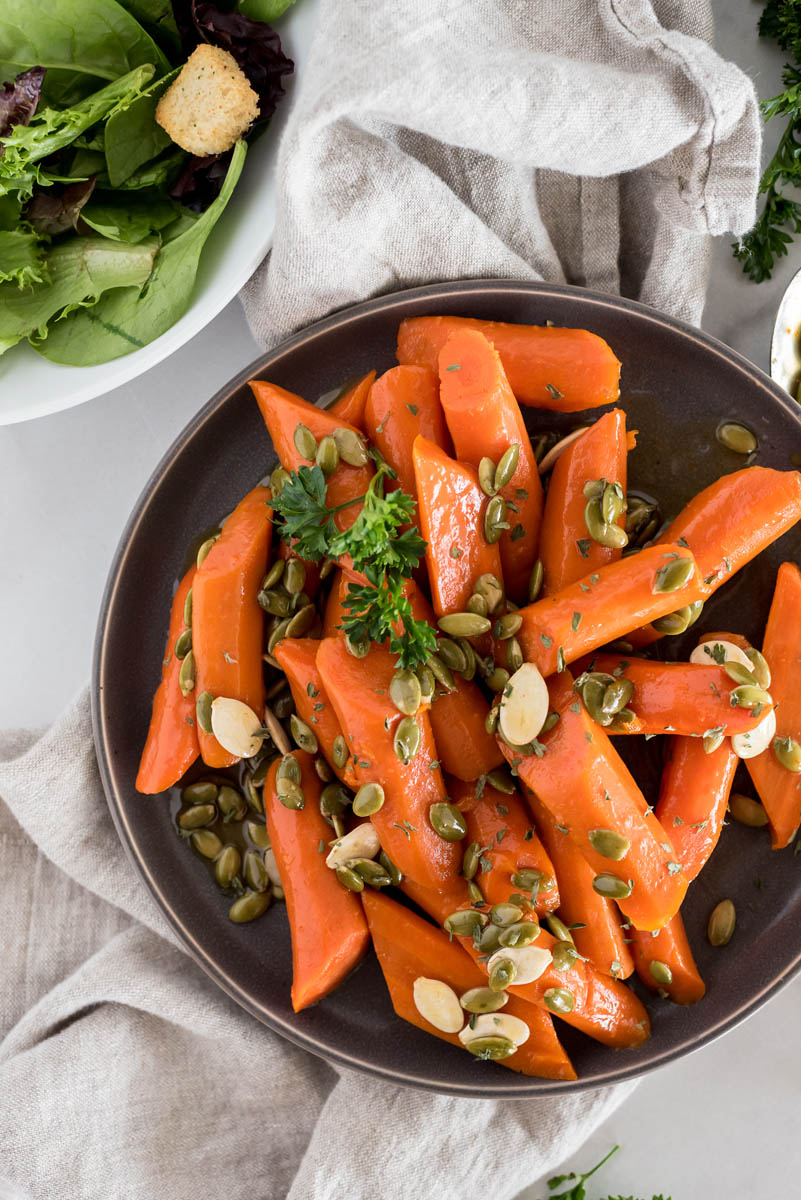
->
[2, 3, 800, 1196]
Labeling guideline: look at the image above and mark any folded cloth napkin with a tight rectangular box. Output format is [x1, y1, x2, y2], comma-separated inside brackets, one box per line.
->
[1, 3, 760, 1199]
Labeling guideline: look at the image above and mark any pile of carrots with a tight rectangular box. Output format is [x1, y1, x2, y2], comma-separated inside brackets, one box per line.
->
[137, 314, 801, 1080]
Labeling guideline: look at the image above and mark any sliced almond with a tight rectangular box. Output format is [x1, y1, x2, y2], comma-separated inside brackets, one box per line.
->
[732, 708, 777, 760]
[413, 977, 464, 1033]
[486, 944, 552, 986]
[325, 822, 381, 870]
[499, 662, 549, 747]
[690, 640, 752, 671]
[210, 697, 264, 759]
[458, 1012, 530, 1047]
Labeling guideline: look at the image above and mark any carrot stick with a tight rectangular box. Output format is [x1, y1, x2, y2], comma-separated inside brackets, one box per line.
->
[272, 638, 358, 788]
[499, 671, 689, 932]
[264, 752, 370, 1011]
[526, 791, 634, 980]
[630, 915, 705, 1005]
[136, 566, 199, 793]
[586, 654, 773, 738]
[539, 409, 628, 595]
[514, 544, 704, 677]
[316, 636, 461, 887]
[249, 380, 373, 532]
[746, 563, 801, 849]
[321, 568, 348, 637]
[364, 365, 451, 502]
[327, 370, 376, 430]
[362, 889, 576, 1079]
[193, 486, 271, 768]
[449, 775, 560, 913]
[437, 329, 543, 601]
[654, 735, 738, 881]
[413, 434, 504, 616]
[397, 316, 621, 411]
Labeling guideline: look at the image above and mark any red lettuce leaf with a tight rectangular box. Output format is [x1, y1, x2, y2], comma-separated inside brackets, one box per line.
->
[0, 67, 46, 141]
[25, 177, 97, 235]
[168, 150, 230, 211]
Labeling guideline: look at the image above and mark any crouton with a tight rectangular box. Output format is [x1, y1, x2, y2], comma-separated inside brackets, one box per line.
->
[155, 45, 259, 156]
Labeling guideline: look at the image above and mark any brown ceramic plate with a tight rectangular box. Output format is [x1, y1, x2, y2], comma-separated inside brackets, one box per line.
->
[93, 280, 801, 1097]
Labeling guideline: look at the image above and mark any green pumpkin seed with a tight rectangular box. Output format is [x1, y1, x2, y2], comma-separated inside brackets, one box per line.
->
[379, 851, 402, 886]
[352, 858, 392, 888]
[332, 734, 349, 770]
[588, 828, 631, 860]
[584, 497, 628, 549]
[685, 600, 704, 628]
[601, 678, 634, 716]
[485, 767, 515, 794]
[216, 786, 246, 822]
[474, 574, 504, 614]
[508, 892, 537, 913]
[744, 647, 771, 688]
[353, 782, 385, 817]
[270, 466, 290, 496]
[268, 618, 291, 655]
[175, 628, 193, 660]
[773, 735, 801, 772]
[467, 593, 490, 618]
[394, 716, 421, 764]
[601, 481, 625, 525]
[467, 880, 485, 905]
[427, 653, 456, 691]
[315, 434, 340, 477]
[542, 710, 560, 733]
[486, 667, 510, 692]
[494, 612, 523, 641]
[506, 637, 523, 673]
[723, 660, 758, 686]
[488, 957, 517, 992]
[190, 830, 223, 859]
[182, 781, 218, 805]
[258, 588, 291, 617]
[429, 801, 467, 841]
[293, 422, 317, 460]
[648, 960, 673, 986]
[495, 444, 520, 490]
[345, 632, 370, 658]
[444, 908, 488, 937]
[319, 782, 351, 821]
[583, 479, 605, 501]
[262, 559, 286, 590]
[195, 691, 214, 734]
[484, 704, 500, 735]
[528, 560, 544, 604]
[336, 865, 365, 892]
[214, 844, 242, 889]
[478, 456, 498, 497]
[438, 612, 492, 638]
[314, 756, 333, 783]
[490, 903, 524, 927]
[285, 603, 316, 639]
[543, 986, 575, 1014]
[703, 729, 726, 754]
[580, 676, 612, 726]
[510, 868, 554, 894]
[551, 941, 579, 972]
[276, 755, 301, 784]
[464, 1034, 516, 1060]
[390, 669, 422, 716]
[183, 587, 193, 628]
[460, 987, 508, 1014]
[477, 923, 503, 954]
[456, 639, 477, 681]
[728, 792, 769, 827]
[196, 535, 218, 569]
[247, 821, 271, 850]
[484, 495, 509, 544]
[178, 803, 217, 831]
[730, 685, 773, 710]
[708, 898, 736, 946]
[592, 873, 633, 899]
[416, 665, 435, 704]
[284, 558, 307, 595]
[462, 841, 481, 881]
[609, 706, 635, 730]
[229, 890, 271, 923]
[716, 422, 757, 455]
[333, 426, 369, 467]
[178, 650, 196, 697]
[544, 915, 574, 945]
[499, 921, 539, 948]
[273, 692, 295, 720]
[651, 606, 692, 636]
[652, 556, 694, 594]
[278, 781, 305, 811]
[625, 495, 653, 534]
[290, 714, 318, 754]
[243, 850, 270, 892]
[272, 884, 285, 902]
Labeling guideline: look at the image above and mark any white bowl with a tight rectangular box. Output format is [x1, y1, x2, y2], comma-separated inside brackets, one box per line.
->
[0, 0, 318, 426]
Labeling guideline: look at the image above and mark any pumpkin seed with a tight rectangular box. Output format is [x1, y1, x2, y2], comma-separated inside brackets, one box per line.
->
[648, 960, 673, 986]
[429, 801, 467, 841]
[217, 786, 247, 822]
[332, 734, 349, 769]
[703, 729, 726, 754]
[467, 593, 489, 618]
[484, 704, 501, 735]
[293, 422, 317, 460]
[544, 915, 574, 945]
[744, 647, 771, 688]
[315, 434, 340, 477]
[229, 890, 271, 923]
[272, 884, 285, 901]
[444, 909, 488, 937]
[467, 879, 485, 905]
[326, 823, 381, 870]
[438, 612, 492, 638]
[285, 603, 316, 638]
[474, 574, 504, 614]
[183, 587, 193, 628]
[580, 675, 610, 725]
[379, 851, 402, 886]
[477, 923, 503, 954]
[284, 558, 307, 595]
[258, 588, 291, 617]
[277, 755, 301, 784]
[551, 941, 579, 972]
[390, 669, 422, 716]
[708, 898, 736, 946]
[196, 691, 214, 734]
[352, 782, 385, 817]
[456, 639, 477, 681]
[495, 443, 520, 490]
[247, 821, 271, 850]
[277, 781, 305, 810]
[214, 844, 242, 889]
[583, 479, 605, 501]
[319, 556, 335, 581]
[174, 627, 193, 660]
[462, 841, 481, 880]
[394, 716, 421, 764]
[314, 756, 333, 783]
[592, 873, 633, 899]
[625, 495, 653, 534]
[242, 849, 270, 892]
[494, 612, 523, 641]
[182, 781, 218, 805]
[190, 830, 223, 859]
[588, 828, 631, 860]
[460, 987, 508, 1014]
[478, 456, 498, 497]
[484, 495, 509, 544]
[178, 650, 196, 697]
[685, 600, 704, 628]
[336, 865, 365, 892]
[773, 735, 801, 772]
[611, 708, 640, 731]
[652, 556, 695, 593]
[651, 607, 692, 636]
[353, 858, 392, 887]
[196, 535, 218, 569]
[489, 903, 524, 927]
[601, 677, 634, 716]
[528, 560, 544, 604]
[499, 921, 540, 948]
[485, 767, 516, 794]
[584, 497, 628, 549]
[268, 618, 291, 654]
[728, 792, 769, 827]
[333, 426, 369, 467]
[730, 684, 773, 710]
[273, 692, 296, 722]
[543, 986, 575, 1014]
[320, 782, 351, 822]
[345, 632, 370, 658]
[488, 956, 517, 992]
[464, 1034, 516, 1060]
[427, 653, 455, 691]
[510, 868, 554, 894]
[412, 977, 464, 1033]
[262, 559, 286, 590]
[178, 803, 217, 831]
[270, 465, 290, 496]
[716, 422, 757, 455]
[290, 714, 318, 754]
[542, 710, 560, 733]
[416, 665, 435, 704]
[723, 660, 758, 686]
[601, 481, 626, 525]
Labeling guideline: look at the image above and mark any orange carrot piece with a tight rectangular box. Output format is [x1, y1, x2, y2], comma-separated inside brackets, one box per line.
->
[654, 736, 738, 881]
[249, 380, 373, 532]
[514, 544, 704, 677]
[539, 410, 628, 595]
[321, 568, 348, 637]
[136, 566, 199, 793]
[527, 791, 634, 979]
[397, 316, 621, 411]
[364, 365, 451, 501]
[316, 636, 460, 887]
[631, 914, 705, 1005]
[437, 329, 543, 601]
[362, 889, 576, 1079]
[193, 486, 271, 768]
[272, 638, 358, 788]
[587, 654, 772, 738]
[746, 563, 801, 849]
[500, 672, 689, 932]
[327, 370, 376, 430]
[449, 775, 560, 913]
[698, 631, 754, 654]
[413, 434, 504, 616]
[264, 752, 370, 1011]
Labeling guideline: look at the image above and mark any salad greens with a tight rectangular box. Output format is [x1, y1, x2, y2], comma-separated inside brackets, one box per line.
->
[0, 0, 294, 368]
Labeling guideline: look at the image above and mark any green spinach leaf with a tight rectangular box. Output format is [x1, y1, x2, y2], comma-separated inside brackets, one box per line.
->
[116, 0, 180, 50]
[104, 68, 178, 187]
[0, 229, 48, 287]
[81, 194, 179, 242]
[236, 0, 298, 21]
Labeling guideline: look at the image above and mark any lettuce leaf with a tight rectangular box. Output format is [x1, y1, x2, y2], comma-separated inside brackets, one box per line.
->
[80, 194, 180, 242]
[0, 229, 48, 287]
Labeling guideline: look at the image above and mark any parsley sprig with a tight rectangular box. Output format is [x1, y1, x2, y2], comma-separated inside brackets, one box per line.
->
[542, 1145, 670, 1200]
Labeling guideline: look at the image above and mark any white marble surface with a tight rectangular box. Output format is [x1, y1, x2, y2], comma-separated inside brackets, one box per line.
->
[3, 2, 801, 1196]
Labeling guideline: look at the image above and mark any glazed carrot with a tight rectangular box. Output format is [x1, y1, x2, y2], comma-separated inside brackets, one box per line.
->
[514, 543, 704, 677]
[397, 316, 621, 411]
[413, 434, 504, 616]
[327, 370, 376, 429]
[449, 775, 560, 913]
[539, 410, 628, 595]
[264, 752, 370, 1011]
[363, 889, 576, 1079]
[499, 672, 689, 932]
[654, 735, 737, 881]
[272, 639, 358, 788]
[193, 486, 271, 768]
[437, 329, 543, 600]
[587, 654, 772, 738]
[746, 563, 801, 849]
[322, 568, 348, 637]
[526, 791, 634, 980]
[630, 915, 705, 1005]
[316, 636, 461, 886]
[136, 566, 199, 793]
[249, 380, 373, 532]
[364, 365, 451, 501]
